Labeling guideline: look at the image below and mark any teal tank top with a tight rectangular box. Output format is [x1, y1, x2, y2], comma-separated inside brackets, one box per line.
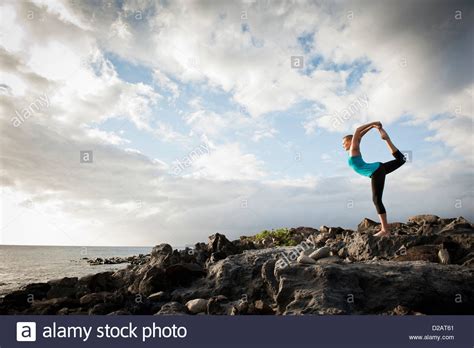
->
[348, 155, 381, 177]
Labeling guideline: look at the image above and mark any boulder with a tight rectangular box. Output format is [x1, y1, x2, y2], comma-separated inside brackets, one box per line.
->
[22, 283, 51, 300]
[386, 305, 424, 316]
[79, 291, 120, 306]
[438, 249, 450, 264]
[47, 277, 78, 299]
[155, 301, 188, 315]
[300, 247, 316, 256]
[408, 215, 440, 225]
[254, 299, 274, 315]
[345, 233, 417, 261]
[48, 277, 78, 287]
[338, 247, 348, 258]
[393, 245, 439, 263]
[261, 259, 279, 298]
[78, 272, 122, 293]
[185, 298, 208, 314]
[1, 290, 33, 310]
[138, 267, 168, 296]
[57, 307, 70, 315]
[208, 233, 239, 261]
[29, 297, 79, 315]
[297, 255, 316, 264]
[150, 244, 180, 268]
[319, 225, 330, 233]
[107, 310, 131, 315]
[289, 226, 319, 237]
[357, 218, 379, 232]
[315, 255, 342, 264]
[165, 263, 206, 287]
[309, 246, 331, 260]
[207, 295, 231, 315]
[0, 283, 53, 311]
[272, 261, 474, 315]
[88, 303, 120, 315]
[148, 291, 170, 302]
[440, 217, 473, 234]
[206, 247, 293, 300]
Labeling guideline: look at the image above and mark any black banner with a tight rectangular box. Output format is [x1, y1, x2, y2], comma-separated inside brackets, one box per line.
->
[3, 315, 473, 347]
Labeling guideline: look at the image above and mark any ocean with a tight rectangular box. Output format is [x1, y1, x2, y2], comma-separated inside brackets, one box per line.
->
[0, 245, 152, 296]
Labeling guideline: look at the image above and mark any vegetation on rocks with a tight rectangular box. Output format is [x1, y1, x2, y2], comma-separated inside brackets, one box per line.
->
[253, 228, 298, 246]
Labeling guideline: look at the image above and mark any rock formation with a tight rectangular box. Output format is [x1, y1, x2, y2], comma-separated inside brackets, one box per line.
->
[1, 215, 473, 315]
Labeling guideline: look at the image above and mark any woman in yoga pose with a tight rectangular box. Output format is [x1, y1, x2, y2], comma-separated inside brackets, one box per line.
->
[342, 121, 406, 237]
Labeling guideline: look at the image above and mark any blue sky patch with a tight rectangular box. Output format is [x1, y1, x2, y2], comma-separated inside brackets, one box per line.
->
[297, 32, 314, 53]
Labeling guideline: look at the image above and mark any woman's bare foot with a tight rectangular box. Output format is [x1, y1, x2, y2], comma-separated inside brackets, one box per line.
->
[374, 229, 390, 237]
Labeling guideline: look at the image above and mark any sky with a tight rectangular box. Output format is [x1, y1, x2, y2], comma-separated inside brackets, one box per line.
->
[0, 0, 473, 247]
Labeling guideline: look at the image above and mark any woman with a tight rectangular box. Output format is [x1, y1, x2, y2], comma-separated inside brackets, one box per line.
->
[342, 121, 406, 237]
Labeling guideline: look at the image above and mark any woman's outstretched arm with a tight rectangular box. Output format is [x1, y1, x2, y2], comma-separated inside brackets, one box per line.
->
[355, 121, 381, 137]
[359, 123, 378, 138]
[351, 121, 381, 155]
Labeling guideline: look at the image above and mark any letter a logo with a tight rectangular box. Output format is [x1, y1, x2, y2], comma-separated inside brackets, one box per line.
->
[16, 322, 37, 342]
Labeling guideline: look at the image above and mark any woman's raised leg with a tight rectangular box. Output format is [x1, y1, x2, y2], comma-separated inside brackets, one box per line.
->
[379, 128, 406, 174]
[379, 128, 398, 153]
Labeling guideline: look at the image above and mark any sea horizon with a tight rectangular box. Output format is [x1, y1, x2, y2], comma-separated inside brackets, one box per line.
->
[0, 245, 153, 296]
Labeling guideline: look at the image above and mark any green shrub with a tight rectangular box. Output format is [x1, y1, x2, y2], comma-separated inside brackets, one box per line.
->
[253, 228, 297, 246]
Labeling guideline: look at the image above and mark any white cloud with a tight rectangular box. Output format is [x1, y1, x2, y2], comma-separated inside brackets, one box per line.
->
[84, 127, 130, 145]
[0, 0, 472, 246]
[0, 4, 25, 52]
[152, 69, 179, 99]
[426, 114, 474, 161]
[183, 96, 277, 143]
[190, 142, 267, 181]
[153, 121, 188, 143]
[252, 127, 278, 142]
[30, 0, 92, 30]
[82, 0, 473, 155]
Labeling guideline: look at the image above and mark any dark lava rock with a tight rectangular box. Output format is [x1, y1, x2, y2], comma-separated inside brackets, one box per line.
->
[47, 277, 78, 299]
[208, 233, 239, 261]
[138, 267, 168, 296]
[78, 272, 123, 294]
[155, 301, 188, 315]
[165, 263, 206, 287]
[2, 215, 473, 316]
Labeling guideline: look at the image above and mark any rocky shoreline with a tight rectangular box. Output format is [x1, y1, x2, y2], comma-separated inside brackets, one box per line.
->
[1, 215, 473, 315]
[85, 254, 150, 266]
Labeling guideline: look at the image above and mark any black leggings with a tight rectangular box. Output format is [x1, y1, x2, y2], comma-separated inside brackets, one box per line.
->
[370, 150, 406, 214]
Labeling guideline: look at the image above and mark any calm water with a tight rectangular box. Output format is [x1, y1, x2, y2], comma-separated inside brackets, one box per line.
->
[0, 245, 152, 296]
